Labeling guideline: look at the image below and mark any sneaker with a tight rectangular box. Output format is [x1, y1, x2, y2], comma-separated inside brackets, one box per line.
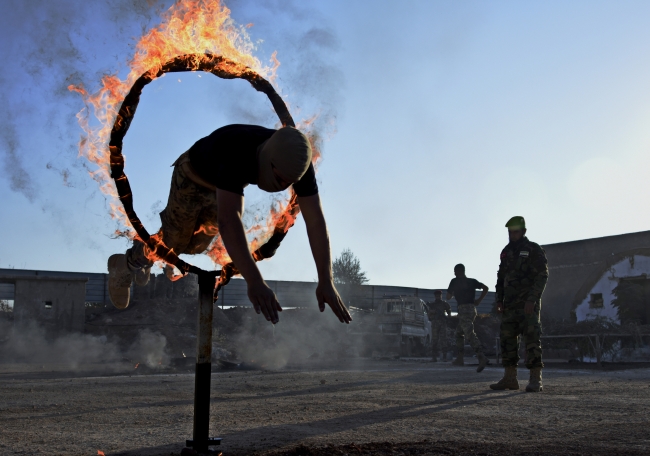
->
[108, 254, 132, 309]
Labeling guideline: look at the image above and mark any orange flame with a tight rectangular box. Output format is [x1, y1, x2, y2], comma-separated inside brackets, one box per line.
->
[71, 0, 324, 270]
[98, 451, 105, 456]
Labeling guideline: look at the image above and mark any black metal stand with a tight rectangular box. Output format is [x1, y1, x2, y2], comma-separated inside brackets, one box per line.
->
[184, 271, 222, 455]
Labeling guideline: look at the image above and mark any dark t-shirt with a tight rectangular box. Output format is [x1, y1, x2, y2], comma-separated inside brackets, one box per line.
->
[426, 299, 451, 320]
[187, 124, 318, 197]
[447, 277, 485, 305]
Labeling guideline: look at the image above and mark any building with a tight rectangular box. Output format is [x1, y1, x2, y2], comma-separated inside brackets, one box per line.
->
[0, 270, 87, 336]
[0, 268, 497, 327]
[542, 230, 650, 323]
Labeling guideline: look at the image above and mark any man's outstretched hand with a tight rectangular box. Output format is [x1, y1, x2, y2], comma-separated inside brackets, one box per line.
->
[316, 280, 352, 324]
[248, 280, 282, 324]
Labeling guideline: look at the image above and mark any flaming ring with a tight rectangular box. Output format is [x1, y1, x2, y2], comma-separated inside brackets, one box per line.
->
[108, 53, 298, 294]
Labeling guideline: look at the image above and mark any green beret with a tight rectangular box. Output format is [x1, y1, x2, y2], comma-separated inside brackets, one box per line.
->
[505, 216, 526, 230]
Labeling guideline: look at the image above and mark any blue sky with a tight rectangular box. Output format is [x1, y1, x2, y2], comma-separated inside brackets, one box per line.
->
[1, 1, 650, 291]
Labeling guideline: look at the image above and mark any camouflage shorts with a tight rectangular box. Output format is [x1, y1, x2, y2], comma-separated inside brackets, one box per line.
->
[127, 159, 218, 269]
[455, 304, 483, 355]
[500, 301, 543, 369]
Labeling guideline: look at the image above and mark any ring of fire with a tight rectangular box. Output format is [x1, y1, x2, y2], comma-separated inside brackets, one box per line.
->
[108, 53, 300, 292]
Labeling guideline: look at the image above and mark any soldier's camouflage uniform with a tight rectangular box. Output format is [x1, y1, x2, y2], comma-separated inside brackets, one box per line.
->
[455, 303, 483, 356]
[495, 236, 549, 369]
[127, 154, 218, 270]
[426, 299, 451, 357]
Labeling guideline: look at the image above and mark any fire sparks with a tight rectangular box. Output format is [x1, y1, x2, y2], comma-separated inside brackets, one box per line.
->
[70, 0, 323, 273]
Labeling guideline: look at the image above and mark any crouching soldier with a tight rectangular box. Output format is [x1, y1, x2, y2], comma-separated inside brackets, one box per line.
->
[426, 290, 451, 362]
[490, 216, 548, 392]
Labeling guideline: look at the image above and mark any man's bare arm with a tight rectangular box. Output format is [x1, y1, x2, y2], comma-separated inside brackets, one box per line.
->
[297, 194, 352, 323]
[217, 189, 281, 324]
[475, 284, 489, 306]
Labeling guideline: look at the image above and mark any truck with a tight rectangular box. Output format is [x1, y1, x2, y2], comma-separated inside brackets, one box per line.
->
[348, 295, 432, 357]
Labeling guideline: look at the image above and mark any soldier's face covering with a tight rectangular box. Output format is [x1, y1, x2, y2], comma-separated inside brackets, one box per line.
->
[508, 228, 526, 243]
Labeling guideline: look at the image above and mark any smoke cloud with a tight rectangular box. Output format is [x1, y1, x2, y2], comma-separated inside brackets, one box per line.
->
[0, 0, 166, 202]
[0, 319, 170, 370]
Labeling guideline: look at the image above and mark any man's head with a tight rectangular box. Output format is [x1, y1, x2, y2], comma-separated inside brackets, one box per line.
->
[506, 216, 527, 243]
[434, 290, 442, 298]
[257, 127, 312, 193]
[454, 264, 465, 278]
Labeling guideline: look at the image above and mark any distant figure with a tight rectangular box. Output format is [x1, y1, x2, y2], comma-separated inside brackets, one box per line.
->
[426, 290, 451, 362]
[446, 264, 489, 372]
[490, 216, 548, 393]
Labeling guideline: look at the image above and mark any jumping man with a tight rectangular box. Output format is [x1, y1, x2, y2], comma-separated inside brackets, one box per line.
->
[107, 124, 352, 325]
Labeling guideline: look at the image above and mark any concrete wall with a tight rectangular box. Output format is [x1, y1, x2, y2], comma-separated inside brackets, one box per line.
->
[542, 230, 650, 321]
[9, 277, 87, 335]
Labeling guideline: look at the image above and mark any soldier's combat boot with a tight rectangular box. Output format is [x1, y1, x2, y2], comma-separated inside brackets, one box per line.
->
[108, 254, 132, 309]
[431, 356, 438, 362]
[476, 353, 489, 373]
[133, 265, 151, 286]
[489, 366, 519, 390]
[451, 355, 464, 366]
[525, 367, 543, 392]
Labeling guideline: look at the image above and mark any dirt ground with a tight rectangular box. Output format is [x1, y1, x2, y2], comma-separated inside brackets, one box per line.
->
[0, 358, 649, 456]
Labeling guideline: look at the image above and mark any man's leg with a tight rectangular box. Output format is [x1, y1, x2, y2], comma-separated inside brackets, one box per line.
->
[430, 322, 440, 361]
[109, 163, 212, 309]
[452, 323, 465, 365]
[441, 323, 448, 361]
[459, 313, 488, 372]
[184, 198, 219, 255]
[524, 302, 544, 392]
[490, 306, 524, 390]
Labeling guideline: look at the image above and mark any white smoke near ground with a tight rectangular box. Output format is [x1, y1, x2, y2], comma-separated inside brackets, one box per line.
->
[0, 319, 170, 370]
[126, 329, 170, 368]
[220, 306, 363, 370]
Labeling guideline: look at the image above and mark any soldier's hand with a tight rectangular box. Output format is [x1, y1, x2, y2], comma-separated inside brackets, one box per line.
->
[496, 302, 504, 313]
[247, 280, 282, 324]
[316, 280, 352, 324]
[524, 300, 535, 315]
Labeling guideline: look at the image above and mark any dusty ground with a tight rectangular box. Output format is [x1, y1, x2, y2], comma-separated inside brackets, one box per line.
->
[0, 359, 649, 456]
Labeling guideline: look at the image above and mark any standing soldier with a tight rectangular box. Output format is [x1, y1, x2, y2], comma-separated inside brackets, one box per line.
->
[446, 264, 490, 372]
[426, 290, 451, 362]
[490, 216, 548, 393]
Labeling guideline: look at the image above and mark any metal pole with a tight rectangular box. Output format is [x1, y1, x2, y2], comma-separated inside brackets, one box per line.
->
[185, 271, 221, 454]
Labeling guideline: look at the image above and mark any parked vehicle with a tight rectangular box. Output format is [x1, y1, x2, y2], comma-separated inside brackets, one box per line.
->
[348, 295, 432, 357]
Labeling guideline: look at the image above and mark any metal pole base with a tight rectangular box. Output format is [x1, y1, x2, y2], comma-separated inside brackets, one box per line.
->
[181, 441, 222, 456]
[184, 271, 222, 455]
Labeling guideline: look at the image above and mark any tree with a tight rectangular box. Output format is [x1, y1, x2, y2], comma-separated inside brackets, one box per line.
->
[333, 249, 369, 285]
